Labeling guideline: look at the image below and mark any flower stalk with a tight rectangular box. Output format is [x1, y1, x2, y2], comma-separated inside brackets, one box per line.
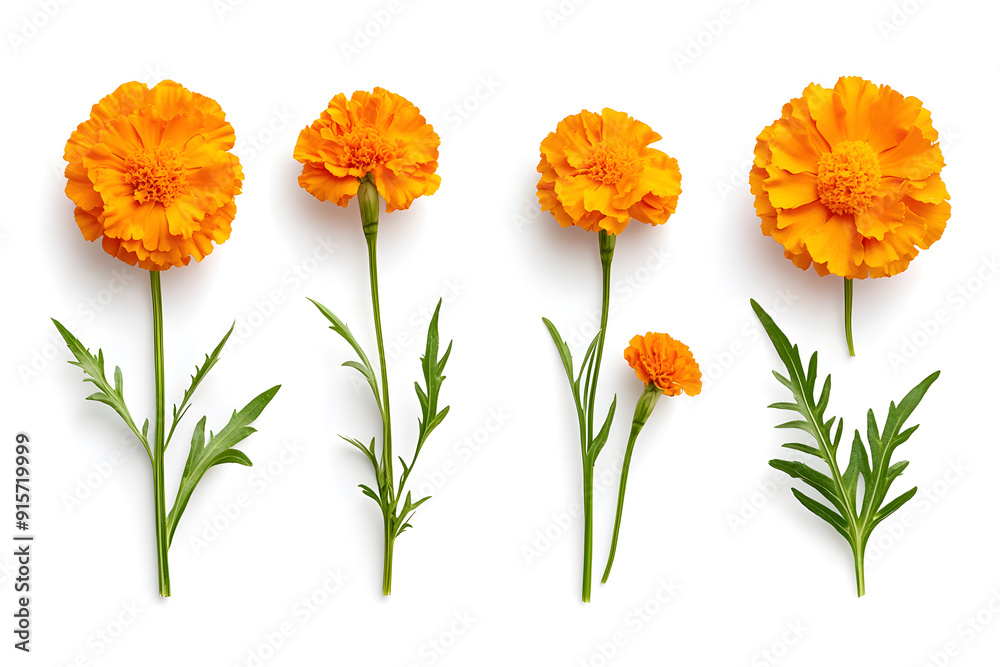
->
[844, 278, 855, 357]
[601, 382, 661, 584]
[150, 271, 171, 597]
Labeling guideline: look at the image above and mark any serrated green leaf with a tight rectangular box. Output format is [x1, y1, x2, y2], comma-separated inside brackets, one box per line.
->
[52, 319, 150, 461]
[166, 385, 280, 545]
[165, 324, 234, 449]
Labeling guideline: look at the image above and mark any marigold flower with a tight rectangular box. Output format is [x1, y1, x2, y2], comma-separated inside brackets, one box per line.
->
[750, 76, 950, 279]
[537, 108, 682, 235]
[64, 80, 244, 271]
[293, 87, 440, 213]
[624, 332, 701, 396]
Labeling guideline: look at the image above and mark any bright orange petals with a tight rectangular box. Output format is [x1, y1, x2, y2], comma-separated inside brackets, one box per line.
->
[536, 109, 682, 235]
[750, 76, 950, 279]
[624, 333, 701, 397]
[64, 81, 243, 271]
[293, 87, 440, 213]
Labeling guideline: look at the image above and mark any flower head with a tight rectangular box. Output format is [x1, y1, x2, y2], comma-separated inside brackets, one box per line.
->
[64, 80, 244, 271]
[293, 87, 440, 213]
[537, 109, 682, 235]
[750, 76, 950, 279]
[624, 333, 701, 396]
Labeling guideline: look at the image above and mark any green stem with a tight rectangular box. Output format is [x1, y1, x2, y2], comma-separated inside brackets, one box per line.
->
[360, 177, 394, 595]
[382, 513, 394, 596]
[150, 271, 170, 598]
[601, 430, 639, 584]
[580, 230, 615, 603]
[853, 540, 866, 597]
[602, 384, 660, 584]
[844, 278, 855, 357]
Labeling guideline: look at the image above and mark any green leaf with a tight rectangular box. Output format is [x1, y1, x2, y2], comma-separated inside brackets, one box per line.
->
[309, 298, 382, 413]
[542, 317, 576, 390]
[165, 324, 234, 449]
[52, 319, 150, 461]
[166, 385, 280, 545]
[752, 299, 939, 596]
[414, 300, 452, 449]
[588, 396, 617, 460]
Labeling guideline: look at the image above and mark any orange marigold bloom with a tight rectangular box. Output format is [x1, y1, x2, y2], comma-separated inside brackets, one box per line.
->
[293, 87, 440, 213]
[624, 333, 701, 397]
[537, 108, 682, 235]
[64, 80, 244, 271]
[750, 76, 950, 279]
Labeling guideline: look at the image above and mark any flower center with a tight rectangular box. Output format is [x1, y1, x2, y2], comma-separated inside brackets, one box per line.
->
[343, 124, 400, 173]
[816, 140, 882, 216]
[125, 147, 187, 206]
[584, 140, 638, 185]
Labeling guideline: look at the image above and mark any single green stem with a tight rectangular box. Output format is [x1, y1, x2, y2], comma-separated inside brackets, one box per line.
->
[586, 231, 616, 444]
[844, 278, 855, 357]
[853, 540, 866, 597]
[602, 384, 660, 584]
[582, 460, 594, 603]
[365, 230, 393, 482]
[580, 230, 615, 603]
[382, 513, 394, 596]
[150, 271, 170, 598]
[602, 429, 640, 584]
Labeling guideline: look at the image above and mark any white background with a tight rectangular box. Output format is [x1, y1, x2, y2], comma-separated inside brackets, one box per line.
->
[2, 0, 998, 665]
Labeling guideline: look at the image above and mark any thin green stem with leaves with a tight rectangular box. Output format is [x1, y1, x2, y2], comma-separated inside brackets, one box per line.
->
[53, 275, 279, 597]
[543, 229, 618, 603]
[752, 298, 938, 596]
[310, 175, 452, 596]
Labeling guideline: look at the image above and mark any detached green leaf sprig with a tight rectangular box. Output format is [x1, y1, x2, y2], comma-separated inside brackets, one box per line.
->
[293, 88, 447, 595]
[55, 79, 279, 597]
[751, 299, 939, 596]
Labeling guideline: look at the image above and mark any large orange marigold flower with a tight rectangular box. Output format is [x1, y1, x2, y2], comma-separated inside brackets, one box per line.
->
[750, 76, 950, 279]
[624, 332, 701, 397]
[293, 87, 440, 213]
[64, 80, 243, 271]
[537, 109, 682, 235]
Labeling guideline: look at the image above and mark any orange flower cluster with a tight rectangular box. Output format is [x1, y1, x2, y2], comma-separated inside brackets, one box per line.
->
[294, 88, 440, 213]
[750, 76, 950, 279]
[624, 333, 701, 397]
[537, 108, 682, 235]
[64, 81, 243, 271]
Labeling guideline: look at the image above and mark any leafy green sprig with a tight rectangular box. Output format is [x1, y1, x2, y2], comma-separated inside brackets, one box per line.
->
[751, 299, 938, 596]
